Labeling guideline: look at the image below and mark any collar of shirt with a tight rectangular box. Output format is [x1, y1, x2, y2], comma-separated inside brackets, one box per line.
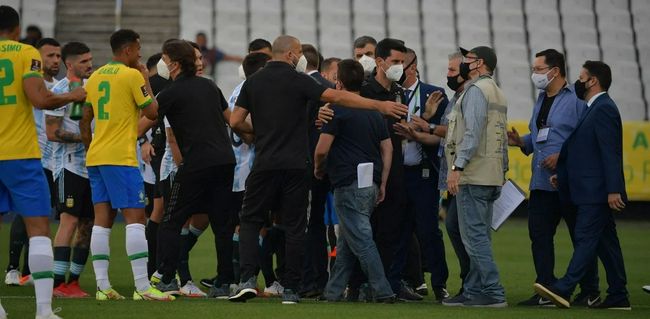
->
[366, 75, 397, 95]
[405, 79, 420, 92]
[307, 70, 319, 76]
[266, 61, 294, 69]
[587, 91, 606, 107]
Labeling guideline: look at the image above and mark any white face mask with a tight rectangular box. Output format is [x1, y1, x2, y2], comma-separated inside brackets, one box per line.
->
[531, 69, 555, 90]
[238, 64, 246, 80]
[294, 54, 308, 73]
[384, 63, 404, 82]
[358, 54, 376, 75]
[157, 58, 170, 80]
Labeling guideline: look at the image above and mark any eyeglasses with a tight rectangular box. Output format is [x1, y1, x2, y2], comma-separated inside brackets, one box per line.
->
[463, 56, 479, 63]
[531, 66, 551, 73]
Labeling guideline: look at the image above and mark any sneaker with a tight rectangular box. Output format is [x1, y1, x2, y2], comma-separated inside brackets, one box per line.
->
[200, 276, 217, 288]
[588, 297, 631, 310]
[180, 281, 207, 298]
[228, 277, 258, 302]
[208, 283, 231, 299]
[415, 283, 428, 296]
[96, 287, 125, 301]
[65, 281, 90, 298]
[517, 294, 552, 307]
[150, 271, 162, 285]
[433, 287, 450, 301]
[299, 288, 323, 299]
[19, 274, 33, 286]
[376, 295, 397, 304]
[442, 294, 470, 307]
[282, 288, 300, 304]
[4, 269, 20, 286]
[264, 281, 284, 297]
[134, 286, 176, 301]
[155, 279, 181, 296]
[35, 307, 63, 319]
[53, 283, 72, 298]
[397, 282, 423, 302]
[643, 285, 650, 294]
[463, 295, 508, 308]
[533, 283, 570, 309]
[572, 291, 601, 307]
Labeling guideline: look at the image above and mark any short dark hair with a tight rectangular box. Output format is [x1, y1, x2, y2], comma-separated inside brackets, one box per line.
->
[353, 36, 377, 49]
[162, 40, 197, 76]
[187, 41, 200, 51]
[535, 49, 566, 77]
[110, 29, 140, 54]
[337, 59, 364, 92]
[248, 38, 272, 53]
[147, 52, 162, 70]
[242, 52, 271, 78]
[35, 38, 60, 49]
[375, 38, 407, 60]
[26, 25, 41, 35]
[61, 42, 90, 62]
[583, 60, 612, 91]
[0, 6, 19, 32]
[196, 32, 206, 38]
[302, 44, 319, 70]
[322, 57, 341, 71]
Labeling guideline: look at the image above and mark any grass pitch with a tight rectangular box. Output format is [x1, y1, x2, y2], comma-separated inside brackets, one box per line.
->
[1, 218, 649, 319]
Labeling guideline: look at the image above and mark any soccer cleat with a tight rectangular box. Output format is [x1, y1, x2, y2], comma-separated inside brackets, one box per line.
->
[208, 284, 231, 299]
[19, 274, 33, 286]
[155, 279, 181, 296]
[264, 281, 284, 297]
[416, 283, 429, 296]
[65, 281, 90, 298]
[150, 271, 162, 285]
[643, 285, 650, 294]
[433, 287, 449, 301]
[4, 269, 21, 286]
[96, 287, 125, 301]
[53, 283, 72, 298]
[133, 286, 176, 301]
[180, 281, 207, 298]
[200, 276, 217, 288]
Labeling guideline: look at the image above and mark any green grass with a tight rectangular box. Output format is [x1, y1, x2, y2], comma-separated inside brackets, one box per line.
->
[1, 218, 649, 318]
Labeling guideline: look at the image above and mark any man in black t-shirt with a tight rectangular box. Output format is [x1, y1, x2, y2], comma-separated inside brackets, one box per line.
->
[229, 35, 407, 304]
[314, 60, 395, 302]
[147, 40, 237, 294]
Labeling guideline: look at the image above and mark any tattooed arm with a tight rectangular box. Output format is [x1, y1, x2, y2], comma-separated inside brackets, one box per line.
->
[46, 115, 82, 143]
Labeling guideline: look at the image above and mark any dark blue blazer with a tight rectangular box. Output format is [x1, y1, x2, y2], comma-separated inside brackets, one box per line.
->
[557, 93, 627, 205]
[405, 81, 449, 168]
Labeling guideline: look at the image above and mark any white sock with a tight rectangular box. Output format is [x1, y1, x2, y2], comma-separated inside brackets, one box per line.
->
[0, 299, 6, 317]
[90, 226, 112, 291]
[28, 236, 54, 317]
[126, 223, 150, 292]
[189, 225, 204, 237]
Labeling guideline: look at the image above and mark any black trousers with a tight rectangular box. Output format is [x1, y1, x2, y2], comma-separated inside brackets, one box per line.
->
[301, 176, 330, 292]
[157, 164, 235, 285]
[239, 169, 310, 291]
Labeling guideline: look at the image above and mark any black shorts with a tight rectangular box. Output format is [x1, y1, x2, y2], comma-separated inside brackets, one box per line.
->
[55, 169, 94, 219]
[144, 182, 155, 217]
[150, 153, 163, 198]
[44, 168, 56, 209]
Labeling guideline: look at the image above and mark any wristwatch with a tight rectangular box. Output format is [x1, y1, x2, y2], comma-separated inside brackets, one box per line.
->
[451, 165, 464, 172]
[138, 136, 148, 146]
[428, 123, 437, 135]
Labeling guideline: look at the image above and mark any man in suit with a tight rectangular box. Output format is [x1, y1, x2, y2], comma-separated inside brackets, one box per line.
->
[536, 60, 630, 310]
[389, 48, 450, 301]
[301, 44, 335, 298]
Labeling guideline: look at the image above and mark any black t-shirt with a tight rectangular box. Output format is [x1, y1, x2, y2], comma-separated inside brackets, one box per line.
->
[536, 94, 556, 129]
[321, 104, 390, 188]
[307, 72, 335, 164]
[235, 61, 327, 171]
[149, 74, 171, 155]
[157, 74, 235, 172]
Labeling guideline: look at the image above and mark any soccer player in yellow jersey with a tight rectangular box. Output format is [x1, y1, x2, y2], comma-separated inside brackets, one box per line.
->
[78, 29, 173, 302]
[0, 6, 86, 319]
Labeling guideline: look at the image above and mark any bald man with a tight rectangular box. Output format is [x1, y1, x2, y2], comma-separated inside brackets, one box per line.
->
[229, 35, 406, 304]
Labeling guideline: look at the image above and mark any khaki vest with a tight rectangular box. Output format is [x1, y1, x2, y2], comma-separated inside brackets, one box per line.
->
[445, 75, 508, 186]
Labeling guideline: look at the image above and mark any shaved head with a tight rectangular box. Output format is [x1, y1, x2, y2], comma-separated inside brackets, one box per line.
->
[272, 35, 300, 56]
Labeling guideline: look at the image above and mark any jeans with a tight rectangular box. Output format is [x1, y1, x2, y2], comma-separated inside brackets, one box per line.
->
[528, 190, 599, 292]
[445, 194, 470, 290]
[456, 184, 505, 301]
[324, 182, 393, 300]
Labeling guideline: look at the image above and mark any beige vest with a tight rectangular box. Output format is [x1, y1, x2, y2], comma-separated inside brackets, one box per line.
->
[445, 75, 508, 186]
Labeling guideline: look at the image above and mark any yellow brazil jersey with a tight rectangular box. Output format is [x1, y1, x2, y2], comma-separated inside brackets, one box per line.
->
[85, 61, 152, 167]
[0, 38, 43, 161]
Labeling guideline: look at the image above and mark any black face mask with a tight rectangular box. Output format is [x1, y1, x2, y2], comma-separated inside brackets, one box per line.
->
[447, 74, 464, 91]
[459, 62, 473, 81]
[397, 59, 417, 86]
[574, 78, 591, 100]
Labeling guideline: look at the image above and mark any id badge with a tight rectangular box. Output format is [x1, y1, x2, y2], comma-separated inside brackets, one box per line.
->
[422, 168, 430, 178]
[536, 127, 550, 143]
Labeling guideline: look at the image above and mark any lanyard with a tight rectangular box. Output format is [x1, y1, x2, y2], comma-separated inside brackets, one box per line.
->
[405, 82, 421, 110]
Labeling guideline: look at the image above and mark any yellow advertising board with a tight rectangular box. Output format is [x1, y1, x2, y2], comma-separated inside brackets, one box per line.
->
[505, 121, 650, 201]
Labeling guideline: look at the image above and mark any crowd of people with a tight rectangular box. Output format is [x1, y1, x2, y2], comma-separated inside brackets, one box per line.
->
[0, 4, 642, 319]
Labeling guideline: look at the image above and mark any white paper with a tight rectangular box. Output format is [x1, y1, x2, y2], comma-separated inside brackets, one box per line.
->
[357, 162, 374, 189]
[491, 179, 526, 231]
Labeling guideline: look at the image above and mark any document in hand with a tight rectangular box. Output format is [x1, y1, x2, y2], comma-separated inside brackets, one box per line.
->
[491, 179, 526, 231]
[357, 162, 374, 189]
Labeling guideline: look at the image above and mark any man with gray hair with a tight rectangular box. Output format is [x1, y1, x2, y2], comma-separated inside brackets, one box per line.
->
[229, 35, 406, 304]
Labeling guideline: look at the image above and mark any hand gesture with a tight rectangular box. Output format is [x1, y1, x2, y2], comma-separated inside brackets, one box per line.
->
[542, 153, 559, 171]
[422, 91, 444, 120]
[378, 100, 408, 119]
[507, 127, 523, 147]
[318, 103, 334, 124]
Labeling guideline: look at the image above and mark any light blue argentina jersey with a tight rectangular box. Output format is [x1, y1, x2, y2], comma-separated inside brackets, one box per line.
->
[138, 129, 156, 184]
[159, 117, 178, 181]
[228, 80, 255, 192]
[33, 78, 58, 170]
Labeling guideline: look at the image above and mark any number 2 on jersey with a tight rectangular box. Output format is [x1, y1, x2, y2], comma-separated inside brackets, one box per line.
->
[98, 80, 110, 120]
[0, 59, 17, 106]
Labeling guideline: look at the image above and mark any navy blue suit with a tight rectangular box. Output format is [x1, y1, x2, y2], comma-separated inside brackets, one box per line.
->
[554, 93, 628, 301]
